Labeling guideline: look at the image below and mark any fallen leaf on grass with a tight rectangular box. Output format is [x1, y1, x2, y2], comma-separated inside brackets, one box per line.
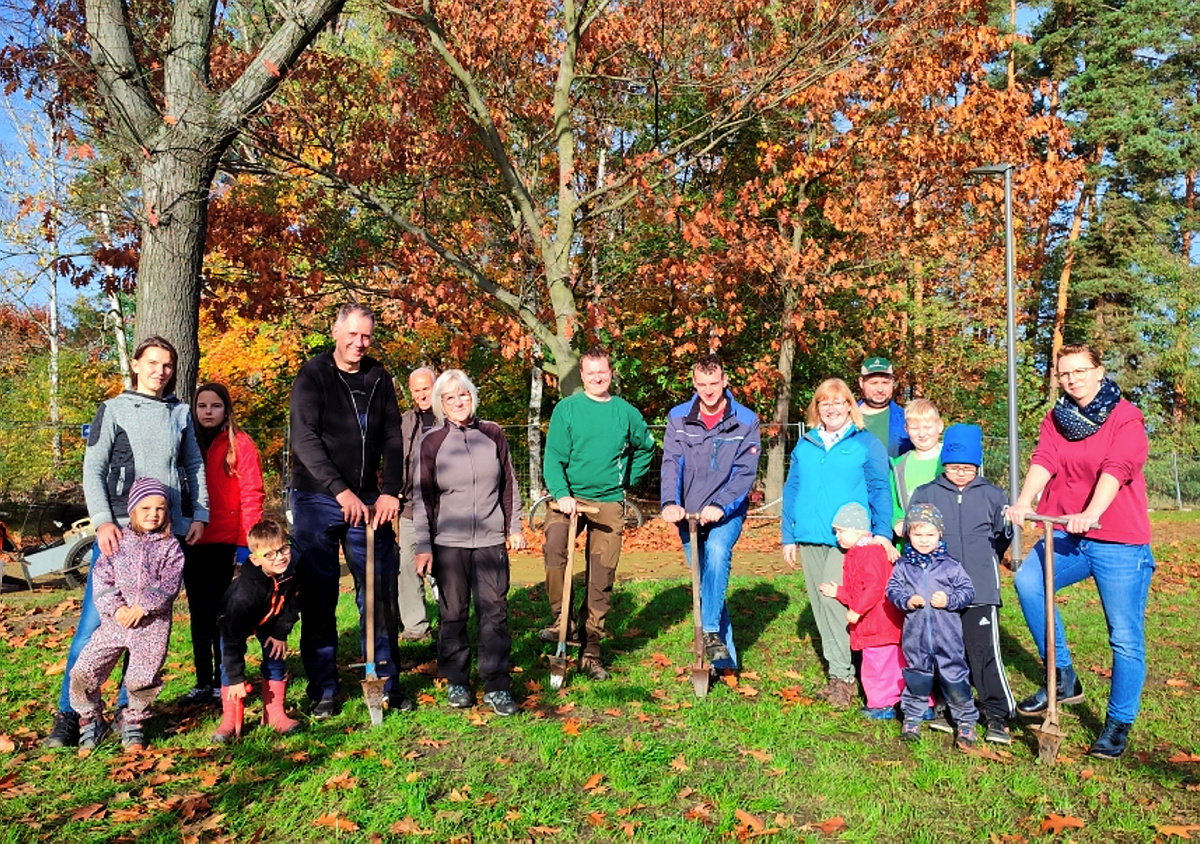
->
[315, 812, 358, 832]
[1158, 824, 1200, 839]
[555, 702, 576, 715]
[650, 652, 673, 668]
[289, 751, 310, 763]
[1167, 678, 1192, 688]
[44, 659, 66, 677]
[1039, 813, 1085, 834]
[448, 787, 470, 802]
[671, 754, 690, 772]
[815, 816, 847, 834]
[562, 718, 583, 736]
[70, 803, 106, 821]
[604, 707, 623, 716]
[418, 738, 449, 748]
[684, 802, 714, 823]
[583, 773, 604, 791]
[528, 825, 563, 836]
[0, 773, 18, 789]
[505, 809, 521, 821]
[740, 748, 772, 762]
[405, 771, 424, 783]
[586, 811, 606, 828]
[677, 786, 696, 799]
[721, 673, 739, 689]
[323, 771, 358, 791]
[620, 820, 641, 836]
[735, 684, 759, 697]
[736, 809, 765, 831]
[616, 804, 646, 817]
[495, 756, 513, 765]
[416, 693, 437, 705]
[390, 816, 433, 835]
[1169, 752, 1200, 763]
[0, 735, 15, 753]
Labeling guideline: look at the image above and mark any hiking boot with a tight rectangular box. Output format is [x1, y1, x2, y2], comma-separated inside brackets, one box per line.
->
[447, 684, 473, 709]
[483, 690, 519, 717]
[178, 685, 215, 707]
[924, 708, 954, 734]
[703, 632, 731, 663]
[956, 722, 979, 749]
[579, 657, 611, 682]
[121, 719, 144, 752]
[44, 711, 80, 749]
[860, 705, 897, 721]
[538, 624, 580, 646]
[1017, 665, 1084, 716]
[400, 630, 433, 644]
[824, 677, 856, 711]
[78, 716, 109, 750]
[387, 692, 416, 713]
[1088, 717, 1132, 759]
[311, 697, 336, 720]
[901, 718, 922, 742]
[984, 718, 1012, 745]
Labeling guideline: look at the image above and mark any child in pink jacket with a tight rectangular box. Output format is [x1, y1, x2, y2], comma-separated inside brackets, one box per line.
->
[69, 478, 185, 751]
[819, 502, 907, 719]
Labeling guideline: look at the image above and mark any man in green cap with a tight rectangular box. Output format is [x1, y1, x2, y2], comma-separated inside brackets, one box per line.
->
[858, 356, 913, 459]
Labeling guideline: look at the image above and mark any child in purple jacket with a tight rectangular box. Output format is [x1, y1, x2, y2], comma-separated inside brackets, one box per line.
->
[69, 478, 185, 751]
[886, 502, 979, 749]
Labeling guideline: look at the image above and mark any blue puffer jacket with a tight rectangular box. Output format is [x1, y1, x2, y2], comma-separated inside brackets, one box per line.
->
[885, 543, 975, 672]
[660, 391, 761, 519]
[781, 425, 892, 545]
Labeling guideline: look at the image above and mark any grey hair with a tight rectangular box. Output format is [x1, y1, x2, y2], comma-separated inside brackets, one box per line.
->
[430, 369, 479, 422]
[334, 303, 375, 329]
[408, 366, 436, 385]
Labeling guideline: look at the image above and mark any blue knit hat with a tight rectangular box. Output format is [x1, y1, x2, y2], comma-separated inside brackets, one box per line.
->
[832, 502, 870, 532]
[127, 477, 168, 510]
[941, 424, 983, 467]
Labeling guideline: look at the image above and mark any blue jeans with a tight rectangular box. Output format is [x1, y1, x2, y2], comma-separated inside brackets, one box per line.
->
[678, 513, 745, 670]
[58, 542, 129, 713]
[291, 490, 401, 702]
[1013, 533, 1154, 723]
[218, 636, 287, 685]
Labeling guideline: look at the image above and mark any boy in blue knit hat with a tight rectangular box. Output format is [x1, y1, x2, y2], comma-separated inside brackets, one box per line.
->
[908, 424, 1015, 744]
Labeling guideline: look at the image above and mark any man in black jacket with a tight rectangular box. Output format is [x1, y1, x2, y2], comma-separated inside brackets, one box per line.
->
[289, 303, 412, 718]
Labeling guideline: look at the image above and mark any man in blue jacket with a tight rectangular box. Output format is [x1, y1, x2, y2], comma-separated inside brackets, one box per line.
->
[660, 355, 761, 671]
[858, 356, 913, 459]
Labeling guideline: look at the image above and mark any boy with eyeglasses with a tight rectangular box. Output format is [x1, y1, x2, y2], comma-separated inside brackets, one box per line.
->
[212, 518, 302, 742]
[908, 424, 1016, 744]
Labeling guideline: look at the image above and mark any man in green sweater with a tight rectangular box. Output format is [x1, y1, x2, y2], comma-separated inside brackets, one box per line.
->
[540, 346, 657, 681]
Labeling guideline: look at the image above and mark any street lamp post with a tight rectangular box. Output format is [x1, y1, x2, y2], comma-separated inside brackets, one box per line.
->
[970, 163, 1021, 555]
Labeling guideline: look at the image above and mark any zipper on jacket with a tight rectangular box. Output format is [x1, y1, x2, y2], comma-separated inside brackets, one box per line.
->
[336, 371, 380, 493]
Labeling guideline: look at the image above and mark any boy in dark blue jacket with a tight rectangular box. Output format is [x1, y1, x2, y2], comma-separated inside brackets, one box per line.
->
[886, 503, 979, 748]
[909, 424, 1015, 744]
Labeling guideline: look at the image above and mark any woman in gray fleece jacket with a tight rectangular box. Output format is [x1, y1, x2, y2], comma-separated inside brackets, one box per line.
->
[413, 370, 525, 716]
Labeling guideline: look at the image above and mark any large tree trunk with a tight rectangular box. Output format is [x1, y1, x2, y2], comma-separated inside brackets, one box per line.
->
[765, 281, 801, 517]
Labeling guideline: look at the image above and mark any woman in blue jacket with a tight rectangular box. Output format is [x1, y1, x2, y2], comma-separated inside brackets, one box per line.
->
[782, 378, 894, 709]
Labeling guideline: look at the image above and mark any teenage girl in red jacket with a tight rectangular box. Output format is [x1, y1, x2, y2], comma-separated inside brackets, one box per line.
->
[179, 383, 265, 704]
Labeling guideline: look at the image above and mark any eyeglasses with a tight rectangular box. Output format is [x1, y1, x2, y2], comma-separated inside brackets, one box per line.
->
[1056, 366, 1097, 381]
[442, 392, 471, 404]
[257, 546, 291, 562]
[944, 464, 978, 474]
[817, 400, 848, 410]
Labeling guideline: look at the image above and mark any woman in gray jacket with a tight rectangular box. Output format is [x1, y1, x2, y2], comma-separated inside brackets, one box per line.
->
[413, 370, 525, 716]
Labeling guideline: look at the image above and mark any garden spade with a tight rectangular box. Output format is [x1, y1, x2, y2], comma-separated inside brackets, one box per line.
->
[1026, 513, 1099, 764]
[361, 520, 386, 726]
[686, 516, 710, 698]
[548, 503, 600, 690]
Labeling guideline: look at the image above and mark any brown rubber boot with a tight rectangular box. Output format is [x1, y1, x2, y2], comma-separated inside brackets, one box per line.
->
[826, 677, 857, 711]
[211, 687, 243, 744]
[262, 679, 301, 735]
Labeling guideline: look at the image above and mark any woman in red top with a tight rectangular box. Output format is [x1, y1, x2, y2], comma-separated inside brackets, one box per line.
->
[179, 383, 265, 704]
[1007, 344, 1153, 759]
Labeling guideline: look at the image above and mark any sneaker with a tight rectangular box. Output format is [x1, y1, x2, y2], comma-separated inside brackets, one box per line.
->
[579, 657, 611, 682]
[1017, 666, 1084, 716]
[121, 720, 145, 752]
[44, 711, 80, 749]
[78, 716, 109, 750]
[901, 718, 922, 742]
[447, 684, 473, 708]
[956, 722, 979, 749]
[1088, 717, 1132, 759]
[482, 690, 519, 717]
[311, 697, 336, 720]
[924, 708, 954, 734]
[985, 718, 1012, 745]
[860, 706, 897, 721]
[703, 632, 731, 663]
[387, 693, 416, 713]
[178, 685, 215, 706]
[538, 625, 580, 646]
[400, 630, 433, 643]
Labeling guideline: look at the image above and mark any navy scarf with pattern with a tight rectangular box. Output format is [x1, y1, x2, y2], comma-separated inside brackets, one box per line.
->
[1052, 377, 1121, 442]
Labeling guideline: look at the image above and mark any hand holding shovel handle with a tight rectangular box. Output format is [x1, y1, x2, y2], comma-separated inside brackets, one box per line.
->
[548, 501, 600, 689]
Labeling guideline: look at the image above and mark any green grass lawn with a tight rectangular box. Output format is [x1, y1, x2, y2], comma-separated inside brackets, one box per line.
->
[3, 518, 1200, 842]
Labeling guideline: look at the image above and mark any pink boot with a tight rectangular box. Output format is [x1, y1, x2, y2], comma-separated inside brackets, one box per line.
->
[211, 687, 243, 744]
[262, 679, 301, 735]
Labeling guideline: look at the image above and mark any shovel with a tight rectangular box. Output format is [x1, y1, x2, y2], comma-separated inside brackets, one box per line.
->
[361, 519, 386, 725]
[685, 516, 711, 698]
[548, 502, 600, 690]
[1025, 512, 1099, 763]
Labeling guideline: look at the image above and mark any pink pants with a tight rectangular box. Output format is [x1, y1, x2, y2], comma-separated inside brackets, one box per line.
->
[860, 644, 906, 709]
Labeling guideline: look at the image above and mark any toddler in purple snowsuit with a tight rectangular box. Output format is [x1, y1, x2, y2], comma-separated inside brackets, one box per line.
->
[886, 502, 980, 749]
[69, 478, 185, 750]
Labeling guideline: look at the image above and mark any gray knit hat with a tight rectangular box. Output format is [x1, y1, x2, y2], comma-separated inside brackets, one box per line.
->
[905, 502, 944, 536]
[832, 502, 870, 532]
